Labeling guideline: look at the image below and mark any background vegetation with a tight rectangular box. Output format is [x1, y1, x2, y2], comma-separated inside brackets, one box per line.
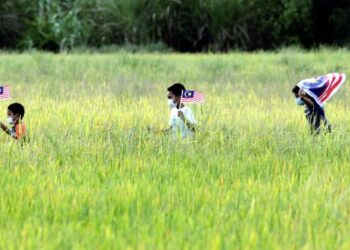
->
[0, 0, 349, 52]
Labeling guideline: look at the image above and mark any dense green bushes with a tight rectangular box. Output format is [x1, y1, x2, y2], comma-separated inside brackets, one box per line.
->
[0, 0, 349, 52]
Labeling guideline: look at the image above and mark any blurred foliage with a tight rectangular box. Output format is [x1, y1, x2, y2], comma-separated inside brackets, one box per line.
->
[0, 0, 349, 52]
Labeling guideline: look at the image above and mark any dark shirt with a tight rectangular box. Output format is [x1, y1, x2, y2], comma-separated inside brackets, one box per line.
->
[304, 94, 330, 133]
[304, 95, 325, 119]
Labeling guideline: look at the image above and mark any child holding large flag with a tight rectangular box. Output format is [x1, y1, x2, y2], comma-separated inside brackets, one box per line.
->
[292, 72, 346, 134]
[166, 83, 204, 139]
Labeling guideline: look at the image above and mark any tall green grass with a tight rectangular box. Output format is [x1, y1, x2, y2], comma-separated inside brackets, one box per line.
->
[0, 49, 349, 249]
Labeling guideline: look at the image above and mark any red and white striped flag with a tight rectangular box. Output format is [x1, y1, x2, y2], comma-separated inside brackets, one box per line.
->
[0, 86, 11, 100]
[180, 90, 205, 103]
[297, 73, 346, 107]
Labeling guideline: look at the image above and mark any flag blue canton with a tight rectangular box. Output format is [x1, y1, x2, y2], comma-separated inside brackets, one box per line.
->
[0, 87, 3, 94]
[182, 90, 194, 98]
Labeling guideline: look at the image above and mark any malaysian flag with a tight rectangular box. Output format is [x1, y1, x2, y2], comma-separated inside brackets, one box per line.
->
[297, 73, 346, 107]
[0, 86, 11, 100]
[181, 90, 205, 103]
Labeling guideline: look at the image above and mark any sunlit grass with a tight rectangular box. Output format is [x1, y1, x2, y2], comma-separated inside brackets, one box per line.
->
[0, 50, 349, 249]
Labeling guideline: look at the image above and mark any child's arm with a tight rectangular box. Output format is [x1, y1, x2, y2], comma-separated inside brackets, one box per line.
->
[300, 89, 325, 117]
[147, 126, 172, 134]
[299, 90, 314, 108]
[161, 127, 172, 133]
[301, 96, 314, 108]
[178, 111, 196, 132]
[0, 122, 10, 134]
[0, 122, 17, 139]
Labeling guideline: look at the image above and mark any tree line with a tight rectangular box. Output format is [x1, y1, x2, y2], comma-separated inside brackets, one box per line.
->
[0, 0, 349, 52]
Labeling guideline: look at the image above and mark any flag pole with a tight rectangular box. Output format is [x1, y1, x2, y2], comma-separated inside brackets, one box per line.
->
[179, 89, 183, 110]
[179, 89, 187, 132]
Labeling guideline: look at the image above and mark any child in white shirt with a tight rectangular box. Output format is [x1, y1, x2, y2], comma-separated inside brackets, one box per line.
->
[167, 83, 196, 138]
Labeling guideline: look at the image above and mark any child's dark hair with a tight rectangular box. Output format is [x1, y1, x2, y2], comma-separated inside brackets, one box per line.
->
[167, 83, 186, 97]
[8, 103, 25, 119]
[292, 85, 300, 95]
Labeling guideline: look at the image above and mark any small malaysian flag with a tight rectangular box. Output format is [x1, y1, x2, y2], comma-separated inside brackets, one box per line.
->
[0, 86, 11, 100]
[181, 90, 205, 103]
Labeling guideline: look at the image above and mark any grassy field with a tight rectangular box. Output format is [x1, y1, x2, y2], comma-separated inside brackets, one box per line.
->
[0, 49, 349, 249]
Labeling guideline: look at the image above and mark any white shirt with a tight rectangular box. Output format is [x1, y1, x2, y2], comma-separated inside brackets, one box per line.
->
[169, 106, 196, 139]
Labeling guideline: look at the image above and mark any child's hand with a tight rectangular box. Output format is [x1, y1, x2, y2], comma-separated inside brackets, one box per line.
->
[178, 111, 185, 121]
[298, 89, 307, 97]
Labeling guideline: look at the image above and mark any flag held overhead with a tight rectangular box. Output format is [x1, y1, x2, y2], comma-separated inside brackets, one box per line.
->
[297, 73, 346, 107]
